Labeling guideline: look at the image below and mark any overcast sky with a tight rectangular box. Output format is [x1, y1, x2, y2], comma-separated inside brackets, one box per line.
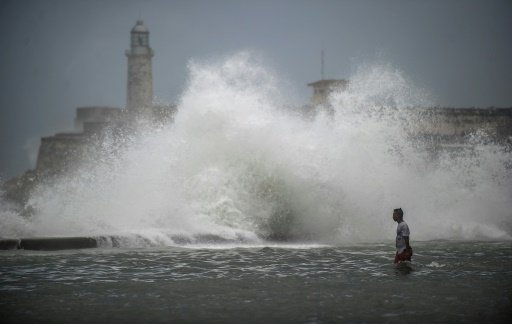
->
[1, 0, 511, 178]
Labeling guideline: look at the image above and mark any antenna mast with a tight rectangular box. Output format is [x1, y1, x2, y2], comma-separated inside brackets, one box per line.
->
[321, 49, 325, 80]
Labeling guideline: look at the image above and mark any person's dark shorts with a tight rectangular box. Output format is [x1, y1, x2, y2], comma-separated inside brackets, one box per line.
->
[394, 248, 413, 263]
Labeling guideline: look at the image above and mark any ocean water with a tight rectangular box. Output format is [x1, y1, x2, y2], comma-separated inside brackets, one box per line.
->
[1, 241, 511, 323]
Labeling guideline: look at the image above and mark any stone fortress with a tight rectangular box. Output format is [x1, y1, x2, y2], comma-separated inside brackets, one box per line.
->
[36, 21, 176, 176]
[3, 21, 175, 205]
[3, 20, 512, 207]
[307, 79, 512, 143]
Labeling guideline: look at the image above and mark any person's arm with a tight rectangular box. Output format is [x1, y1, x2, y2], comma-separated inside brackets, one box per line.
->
[404, 236, 411, 250]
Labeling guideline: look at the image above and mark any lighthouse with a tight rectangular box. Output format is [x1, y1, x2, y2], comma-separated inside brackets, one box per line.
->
[126, 20, 154, 118]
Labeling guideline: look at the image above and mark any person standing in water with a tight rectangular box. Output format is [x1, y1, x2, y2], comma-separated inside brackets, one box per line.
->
[393, 208, 412, 263]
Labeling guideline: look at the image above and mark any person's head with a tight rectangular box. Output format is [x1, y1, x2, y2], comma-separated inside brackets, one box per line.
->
[393, 208, 404, 222]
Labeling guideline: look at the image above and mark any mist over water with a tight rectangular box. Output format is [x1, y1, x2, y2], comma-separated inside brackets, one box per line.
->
[1, 53, 511, 244]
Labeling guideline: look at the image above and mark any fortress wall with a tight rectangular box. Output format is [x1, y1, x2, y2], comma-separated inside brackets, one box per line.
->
[36, 104, 178, 178]
[3, 104, 510, 208]
[412, 107, 512, 140]
[32, 106, 512, 178]
[36, 134, 88, 176]
[75, 106, 123, 132]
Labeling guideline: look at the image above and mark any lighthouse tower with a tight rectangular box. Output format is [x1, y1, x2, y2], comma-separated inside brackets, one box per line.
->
[126, 20, 154, 117]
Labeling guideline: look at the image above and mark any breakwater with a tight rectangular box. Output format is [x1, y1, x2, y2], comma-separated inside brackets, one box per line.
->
[0, 234, 249, 251]
[0, 237, 97, 251]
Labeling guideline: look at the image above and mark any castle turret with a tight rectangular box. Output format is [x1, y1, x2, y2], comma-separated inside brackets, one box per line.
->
[126, 20, 154, 117]
[308, 79, 348, 106]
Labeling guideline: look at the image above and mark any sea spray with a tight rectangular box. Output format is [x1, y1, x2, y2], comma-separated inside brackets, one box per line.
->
[0, 185, 34, 238]
[327, 63, 512, 241]
[1, 52, 511, 244]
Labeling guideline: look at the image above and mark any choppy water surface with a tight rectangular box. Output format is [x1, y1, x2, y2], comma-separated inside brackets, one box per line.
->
[1, 241, 510, 323]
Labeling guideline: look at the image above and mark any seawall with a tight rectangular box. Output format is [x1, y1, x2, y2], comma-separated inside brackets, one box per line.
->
[0, 237, 98, 251]
[0, 234, 246, 251]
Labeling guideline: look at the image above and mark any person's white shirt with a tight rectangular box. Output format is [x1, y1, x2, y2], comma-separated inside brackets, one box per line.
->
[396, 221, 410, 253]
